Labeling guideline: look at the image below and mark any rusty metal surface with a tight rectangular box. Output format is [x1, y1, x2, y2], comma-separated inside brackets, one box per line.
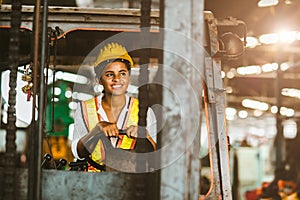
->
[0, 5, 161, 70]
[0, 168, 139, 200]
[0, 5, 159, 33]
[42, 170, 135, 200]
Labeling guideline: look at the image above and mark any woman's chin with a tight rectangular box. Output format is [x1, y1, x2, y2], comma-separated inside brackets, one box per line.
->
[111, 91, 126, 96]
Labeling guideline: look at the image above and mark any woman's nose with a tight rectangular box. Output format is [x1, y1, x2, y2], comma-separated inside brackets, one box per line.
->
[112, 74, 120, 81]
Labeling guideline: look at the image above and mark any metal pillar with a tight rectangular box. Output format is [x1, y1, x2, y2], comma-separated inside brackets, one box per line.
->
[274, 60, 285, 170]
[202, 12, 232, 200]
[203, 58, 232, 200]
[161, 0, 203, 199]
[28, 0, 48, 199]
[134, 0, 152, 199]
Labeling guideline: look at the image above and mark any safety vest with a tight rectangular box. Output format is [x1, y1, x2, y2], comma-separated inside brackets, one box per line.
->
[80, 96, 139, 172]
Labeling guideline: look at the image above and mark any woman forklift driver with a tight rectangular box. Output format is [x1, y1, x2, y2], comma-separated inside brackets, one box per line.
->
[71, 42, 157, 172]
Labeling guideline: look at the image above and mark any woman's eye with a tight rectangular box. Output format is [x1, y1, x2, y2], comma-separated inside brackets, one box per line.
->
[120, 72, 127, 77]
[105, 73, 114, 77]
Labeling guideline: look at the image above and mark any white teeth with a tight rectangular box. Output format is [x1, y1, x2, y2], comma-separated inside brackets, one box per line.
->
[112, 85, 122, 89]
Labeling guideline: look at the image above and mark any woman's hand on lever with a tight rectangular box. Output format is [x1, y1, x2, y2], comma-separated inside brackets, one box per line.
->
[97, 121, 119, 137]
[77, 121, 117, 158]
[96, 122, 138, 138]
[125, 125, 138, 138]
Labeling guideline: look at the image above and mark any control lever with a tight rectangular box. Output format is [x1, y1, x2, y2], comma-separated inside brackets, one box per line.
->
[118, 129, 126, 135]
[56, 158, 67, 170]
[69, 160, 88, 171]
[107, 129, 127, 140]
[41, 153, 52, 168]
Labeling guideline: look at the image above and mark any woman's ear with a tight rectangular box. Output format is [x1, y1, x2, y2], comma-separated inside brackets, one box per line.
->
[95, 77, 102, 85]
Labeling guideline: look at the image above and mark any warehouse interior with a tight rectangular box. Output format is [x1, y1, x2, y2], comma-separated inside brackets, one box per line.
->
[1, 0, 300, 199]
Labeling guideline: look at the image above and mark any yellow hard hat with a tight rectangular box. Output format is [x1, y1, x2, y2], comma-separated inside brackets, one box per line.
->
[94, 42, 133, 68]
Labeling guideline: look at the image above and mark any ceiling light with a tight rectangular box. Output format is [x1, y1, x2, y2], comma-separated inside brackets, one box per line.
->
[280, 107, 295, 117]
[271, 106, 278, 114]
[259, 31, 298, 44]
[280, 62, 291, 71]
[246, 36, 260, 48]
[226, 71, 235, 79]
[237, 65, 261, 75]
[253, 109, 264, 117]
[54, 87, 61, 96]
[227, 68, 236, 79]
[225, 86, 233, 94]
[56, 71, 88, 84]
[258, 0, 279, 7]
[226, 107, 237, 121]
[282, 88, 300, 98]
[279, 31, 297, 43]
[242, 99, 269, 111]
[238, 110, 248, 119]
[259, 33, 278, 44]
[261, 62, 278, 72]
[65, 90, 72, 98]
[226, 107, 237, 115]
[296, 32, 300, 40]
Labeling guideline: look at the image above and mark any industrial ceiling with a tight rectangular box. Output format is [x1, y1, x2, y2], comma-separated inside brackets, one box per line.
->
[205, 0, 300, 118]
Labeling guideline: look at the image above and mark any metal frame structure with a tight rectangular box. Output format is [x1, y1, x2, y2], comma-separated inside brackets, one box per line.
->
[0, 2, 238, 200]
[201, 11, 232, 200]
[0, 4, 159, 33]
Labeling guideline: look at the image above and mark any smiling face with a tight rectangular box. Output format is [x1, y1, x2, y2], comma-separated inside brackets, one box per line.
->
[99, 61, 130, 97]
